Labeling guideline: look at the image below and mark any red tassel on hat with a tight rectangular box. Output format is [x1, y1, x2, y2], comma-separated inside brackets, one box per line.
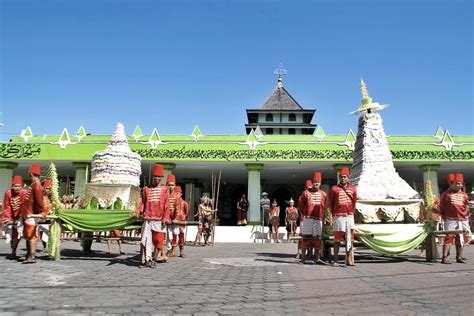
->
[174, 185, 182, 193]
[305, 180, 312, 188]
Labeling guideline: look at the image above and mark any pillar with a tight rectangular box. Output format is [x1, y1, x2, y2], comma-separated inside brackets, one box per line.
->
[419, 164, 440, 196]
[184, 178, 197, 221]
[73, 162, 90, 198]
[0, 162, 18, 201]
[160, 162, 176, 184]
[245, 163, 264, 225]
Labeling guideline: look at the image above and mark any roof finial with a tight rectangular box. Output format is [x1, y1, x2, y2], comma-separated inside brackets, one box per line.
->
[350, 78, 389, 115]
[274, 63, 287, 89]
[360, 78, 372, 105]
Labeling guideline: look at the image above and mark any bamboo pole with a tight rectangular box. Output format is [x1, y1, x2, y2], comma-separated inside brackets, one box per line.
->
[28, 214, 59, 219]
[290, 232, 374, 241]
[59, 236, 142, 241]
[433, 230, 465, 235]
[184, 184, 193, 243]
[211, 170, 221, 246]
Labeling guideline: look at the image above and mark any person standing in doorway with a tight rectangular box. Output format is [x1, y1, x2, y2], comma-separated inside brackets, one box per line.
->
[236, 193, 249, 226]
[260, 192, 271, 241]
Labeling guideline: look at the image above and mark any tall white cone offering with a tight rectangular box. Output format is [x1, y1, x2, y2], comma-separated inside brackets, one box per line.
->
[349, 80, 422, 223]
[90, 122, 142, 186]
[350, 80, 419, 200]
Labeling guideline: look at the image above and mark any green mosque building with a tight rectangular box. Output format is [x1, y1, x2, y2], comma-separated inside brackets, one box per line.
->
[1, 76, 473, 226]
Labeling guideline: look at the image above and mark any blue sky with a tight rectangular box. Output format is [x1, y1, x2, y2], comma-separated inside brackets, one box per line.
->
[0, 0, 472, 140]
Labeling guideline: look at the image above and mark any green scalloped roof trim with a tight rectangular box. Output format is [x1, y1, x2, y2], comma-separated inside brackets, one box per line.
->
[21, 127, 33, 137]
[59, 129, 70, 142]
[76, 126, 87, 138]
[132, 125, 143, 138]
[149, 128, 161, 142]
[246, 129, 258, 143]
[441, 130, 454, 144]
[344, 129, 356, 143]
[314, 126, 326, 138]
[9, 133, 474, 144]
[191, 125, 202, 138]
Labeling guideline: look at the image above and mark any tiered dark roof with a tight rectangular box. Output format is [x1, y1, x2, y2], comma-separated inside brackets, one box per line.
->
[259, 86, 303, 110]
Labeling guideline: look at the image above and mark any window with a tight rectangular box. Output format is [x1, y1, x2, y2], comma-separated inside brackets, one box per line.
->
[266, 128, 273, 135]
[288, 128, 296, 135]
[248, 114, 258, 124]
[289, 113, 296, 121]
[265, 113, 273, 122]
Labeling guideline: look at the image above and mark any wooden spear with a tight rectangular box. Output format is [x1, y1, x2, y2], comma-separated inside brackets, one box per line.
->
[211, 170, 221, 246]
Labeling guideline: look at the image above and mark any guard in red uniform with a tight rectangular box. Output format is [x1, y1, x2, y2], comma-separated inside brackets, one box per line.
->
[173, 186, 189, 257]
[2, 176, 27, 260]
[298, 172, 327, 264]
[328, 167, 357, 267]
[166, 174, 179, 258]
[296, 180, 313, 260]
[269, 200, 280, 243]
[39, 179, 53, 253]
[21, 164, 46, 264]
[134, 164, 170, 268]
[440, 173, 469, 264]
[285, 198, 298, 240]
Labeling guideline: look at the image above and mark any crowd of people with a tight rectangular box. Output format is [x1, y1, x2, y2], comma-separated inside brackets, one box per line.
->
[1, 163, 472, 268]
[258, 168, 472, 266]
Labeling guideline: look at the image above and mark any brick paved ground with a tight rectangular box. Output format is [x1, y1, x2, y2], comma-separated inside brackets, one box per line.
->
[0, 240, 472, 315]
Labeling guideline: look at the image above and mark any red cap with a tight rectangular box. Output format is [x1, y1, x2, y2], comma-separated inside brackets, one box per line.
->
[153, 164, 164, 177]
[305, 180, 312, 188]
[166, 174, 176, 184]
[174, 185, 182, 194]
[447, 173, 455, 183]
[28, 164, 41, 175]
[42, 179, 52, 188]
[454, 173, 464, 183]
[340, 167, 350, 176]
[312, 172, 322, 182]
[12, 176, 23, 185]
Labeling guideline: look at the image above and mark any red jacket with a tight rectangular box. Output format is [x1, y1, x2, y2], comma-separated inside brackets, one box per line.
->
[136, 184, 170, 223]
[328, 184, 357, 216]
[22, 181, 46, 218]
[168, 191, 181, 221]
[2, 188, 27, 221]
[298, 189, 326, 219]
[440, 189, 468, 220]
[175, 199, 189, 222]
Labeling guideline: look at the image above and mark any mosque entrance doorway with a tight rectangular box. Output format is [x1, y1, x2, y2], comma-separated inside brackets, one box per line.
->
[270, 186, 293, 225]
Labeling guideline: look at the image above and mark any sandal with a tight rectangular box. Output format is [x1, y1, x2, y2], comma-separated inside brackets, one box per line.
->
[5, 254, 18, 260]
[22, 256, 36, 264]
[441, 257, 451, 264]
[315, 259, 327, 265]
